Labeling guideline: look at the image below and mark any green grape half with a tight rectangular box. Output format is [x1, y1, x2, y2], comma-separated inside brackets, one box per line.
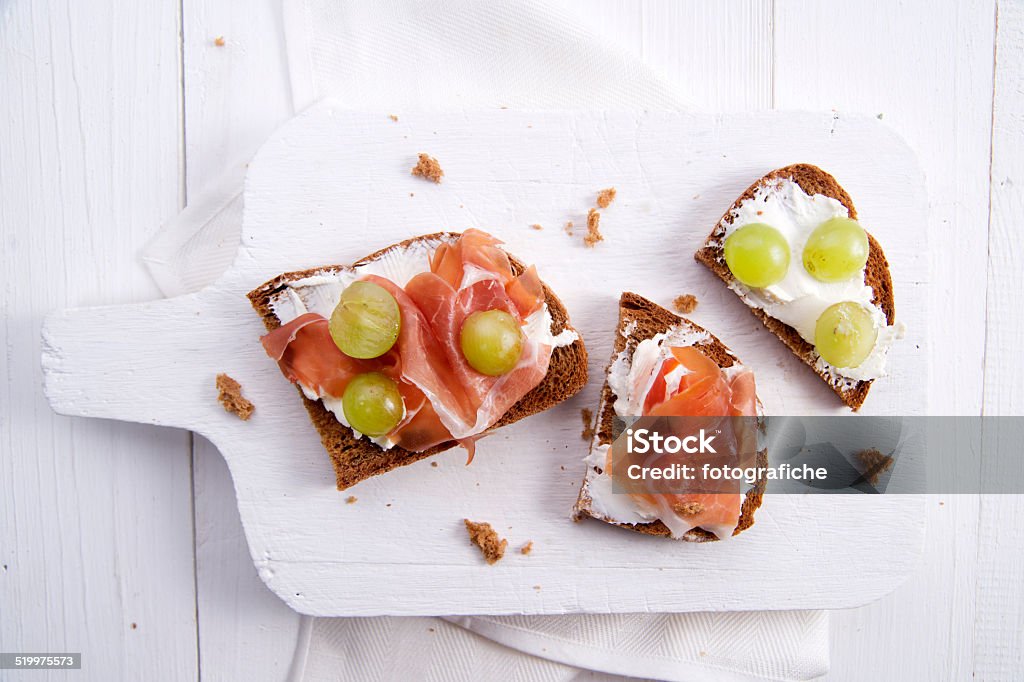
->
[814, 302, 878, 368]
[802, 217, 869, 282]
[723, 223, 790, 288]
[342, 372, 404, 437]
[460, 309, 524, 376]
[329, 280, 401, 359]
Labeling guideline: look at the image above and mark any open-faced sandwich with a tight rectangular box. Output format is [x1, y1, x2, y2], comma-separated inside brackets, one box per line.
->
[695, 164, 899, 410]
[248, 229, 588, 489]
[573, 293, 765, 541]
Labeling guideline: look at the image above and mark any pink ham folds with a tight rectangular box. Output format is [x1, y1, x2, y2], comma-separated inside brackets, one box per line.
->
[260, 230, 552, 459]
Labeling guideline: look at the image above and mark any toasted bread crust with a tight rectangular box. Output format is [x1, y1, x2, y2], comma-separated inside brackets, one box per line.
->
[247, 232, 588, 490]
[694, 164, 895, 410]
[572, 292, 766, 542]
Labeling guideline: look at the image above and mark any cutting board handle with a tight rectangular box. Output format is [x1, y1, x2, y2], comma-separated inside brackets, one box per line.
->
[42, 293, 226, 433]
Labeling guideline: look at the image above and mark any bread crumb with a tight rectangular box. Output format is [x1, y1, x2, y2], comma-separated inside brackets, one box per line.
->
[214, 36, 225, 47]
[130, 622, 138, 630]
[520, 541, 533, 555]
[564, 220, 574, 235]
[672, 501, 705, 516]
[411, 153, 444, 183]
[580, 408, 595, 441]
[530, 223, 544, 231]
[596, 187, 617, 209]
[856, 448, 894, 486]
[533, 585, 542, 591]
[464, 519, 508, 565]
[345, 495, 357, 504]
[584, 209, 603, 247]
[431, 461, 438, 468]
[672, 294, 698, 314]
[216, 373, 254, 421]
[389, 114, 398, 122]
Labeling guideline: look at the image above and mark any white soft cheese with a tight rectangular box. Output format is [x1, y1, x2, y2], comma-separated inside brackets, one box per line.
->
[717, 178, 902, 382]
[270, 236, 578, 447]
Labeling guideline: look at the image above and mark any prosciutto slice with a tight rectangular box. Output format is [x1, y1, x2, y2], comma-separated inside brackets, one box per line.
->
[259, 230, 555, 455]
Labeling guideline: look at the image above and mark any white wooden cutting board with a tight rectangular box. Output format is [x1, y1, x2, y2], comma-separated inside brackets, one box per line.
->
[42, 102, 928, 616]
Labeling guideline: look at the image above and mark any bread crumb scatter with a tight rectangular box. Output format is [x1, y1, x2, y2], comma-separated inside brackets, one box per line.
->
[533, 585, 542, 591]
[564, 220, 574, 235]
[430, 461, 438, 468]
[411, 153, 444, 183]
[214, 36, 226, 47]
[345, 495, 357, 504]
[520, 541, 533, 555]
[856, 448, 894, 486]
[672, 501, 705, 516]
[464, 519, 508, 565]
[672, 294, 698, 314]
[584, 209, 603, 247]
[580, 408, 595, 441]
[216, 373, 254, 421]
[389, 114, 398, 122]
[130, 623, 138, 630]
[530, 223, 543, 231]
[596, 187, 617, 209]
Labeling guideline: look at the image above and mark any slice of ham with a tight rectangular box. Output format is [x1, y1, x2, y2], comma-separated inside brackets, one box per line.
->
[261, 311, 455, 452]
[260, 230, 555, 456]
[610, 344, 758, 539]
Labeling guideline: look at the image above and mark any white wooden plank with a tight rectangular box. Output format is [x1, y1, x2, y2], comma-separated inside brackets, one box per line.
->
[976, 2, 1024, 678]
[0, 1, 198, 680]
[180, 1, 302, 678]
[552, 0, 774, 112]
[43, 107, 928, 617]
[640, 0, 773, 111]
[773, 1, 997, 679]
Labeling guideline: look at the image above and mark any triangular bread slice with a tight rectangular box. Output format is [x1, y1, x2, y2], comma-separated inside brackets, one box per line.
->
[248, 232, 588, 490]
[572, 292, 765, 541]
[694, 164, 895, 410]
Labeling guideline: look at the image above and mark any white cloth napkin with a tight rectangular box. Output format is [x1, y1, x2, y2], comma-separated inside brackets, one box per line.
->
[146, 1, 831, 679]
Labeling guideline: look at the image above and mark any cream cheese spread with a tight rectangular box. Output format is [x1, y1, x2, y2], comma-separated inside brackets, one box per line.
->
[713, 178, 903, 382]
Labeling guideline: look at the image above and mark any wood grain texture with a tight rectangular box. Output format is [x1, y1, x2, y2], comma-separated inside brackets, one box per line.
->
[43, 106, 928, 617]
[977, 2, 1024, 678]
[180, 1, 304, 677]
[0, 1, 198, 680]
[179, 2, 304, 678]
[773, 1, 998, 679]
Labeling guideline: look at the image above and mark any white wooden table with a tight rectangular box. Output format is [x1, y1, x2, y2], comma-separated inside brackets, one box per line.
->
[2, 1, 1021, 680]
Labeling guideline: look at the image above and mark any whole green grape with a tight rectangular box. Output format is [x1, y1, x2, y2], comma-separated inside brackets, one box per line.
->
[330, 280, 401, 359]
[814, 301, 878, 368]
[803, 217, 869, 282]
[460, 309, 524, 376]
[723, 223, 790, 288]
[342, 372, 404, 437]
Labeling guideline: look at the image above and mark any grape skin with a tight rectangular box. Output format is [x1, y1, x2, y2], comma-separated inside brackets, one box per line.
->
[460, 310, 524, 376]
[814, 302, 878, 368]
[342, 372, 404, 437]
[802, 217, 869, 282]
[723, 223, 790, 288]
[330, 281, 401, 359]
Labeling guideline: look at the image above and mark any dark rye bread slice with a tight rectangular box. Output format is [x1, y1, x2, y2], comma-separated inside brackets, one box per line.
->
[572, 292, 765, 542]
[694, 164, 895, 411]
[248, 232, 588, 490]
